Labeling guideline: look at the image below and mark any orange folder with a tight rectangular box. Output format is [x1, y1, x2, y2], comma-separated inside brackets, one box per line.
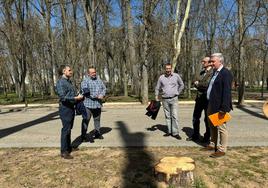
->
[208, 112, 231, 126]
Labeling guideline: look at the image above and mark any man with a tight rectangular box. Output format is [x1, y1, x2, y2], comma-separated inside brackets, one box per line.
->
[81, 66, 106, 141]
[56, 65, 84, 159]
[155, 63, 184, 140]
[187, 57, 213, 142]
[205, 53, 233, 158]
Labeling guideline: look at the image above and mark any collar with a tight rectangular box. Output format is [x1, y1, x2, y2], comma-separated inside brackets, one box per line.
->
[216, 65, 223, 72]
[62, 75, 69, 80]
[165, 73, 173, 77]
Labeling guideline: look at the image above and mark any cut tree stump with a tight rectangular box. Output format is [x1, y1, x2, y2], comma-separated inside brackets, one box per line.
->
[154, 156, 195, 187]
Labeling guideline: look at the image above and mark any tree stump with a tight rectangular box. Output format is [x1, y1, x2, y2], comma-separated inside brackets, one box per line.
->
[154, 157, 195, 187]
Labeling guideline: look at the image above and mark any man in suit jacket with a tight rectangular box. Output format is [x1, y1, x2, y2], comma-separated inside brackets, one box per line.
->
[187, 56, 213, 142]
[205, 53, 233, 158]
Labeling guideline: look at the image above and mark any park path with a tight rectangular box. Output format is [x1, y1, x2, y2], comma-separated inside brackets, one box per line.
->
[0, 102, 267, 148]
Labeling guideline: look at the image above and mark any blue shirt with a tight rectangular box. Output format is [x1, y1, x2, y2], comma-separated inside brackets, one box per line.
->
[81, 76, 106, 109]
[55, 76, 76, 104]
[207, 65, 223, 100]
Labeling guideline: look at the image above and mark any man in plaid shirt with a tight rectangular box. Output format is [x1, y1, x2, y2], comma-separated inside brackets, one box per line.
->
[81, 65, 106, 141]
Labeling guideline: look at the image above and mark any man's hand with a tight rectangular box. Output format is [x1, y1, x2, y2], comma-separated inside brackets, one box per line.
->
[75, 94, 84, 101]
[97, 95, 104, 100]
[155, 96, 159, 101]
[218, 111, 226, 119]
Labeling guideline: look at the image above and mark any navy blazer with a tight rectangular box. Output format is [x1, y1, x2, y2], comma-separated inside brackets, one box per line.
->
[208, 67, 233, 114]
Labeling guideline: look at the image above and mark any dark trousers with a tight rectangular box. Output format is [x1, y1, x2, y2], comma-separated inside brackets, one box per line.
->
[81, 108, 101, 137]
[59, 105, 75, 153]
[192, 94, 210, 139]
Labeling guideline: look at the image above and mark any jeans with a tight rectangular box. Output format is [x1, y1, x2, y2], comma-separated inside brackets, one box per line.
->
[162, 96, 179, 135]
[81, 108, 101, 137]
[59, 104, 75, 153]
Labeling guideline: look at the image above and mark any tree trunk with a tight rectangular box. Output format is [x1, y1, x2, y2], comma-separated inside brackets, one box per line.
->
[155, 157, 195, 187]
[237, 0, 245, 105]
[172, 0, 192, 71]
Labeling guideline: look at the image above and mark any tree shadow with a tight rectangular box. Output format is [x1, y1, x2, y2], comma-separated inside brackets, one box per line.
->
[237, 105, 267, 120]
[71, 127, 112, 148]
[0, 111, 59, 139]
[116, 121, 156, 187]
[181, 127, 206, 146]
[146, 124, 168, 135]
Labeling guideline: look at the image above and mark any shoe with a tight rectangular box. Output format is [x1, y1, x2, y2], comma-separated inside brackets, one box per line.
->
[210, 150, 225, 158]
[163, 133, 171, 137]
[202, 137, 210, 143]
[186, 136, 199, 141]
[173, 134, 182, 140]
[200, 145, 215, 151]
[61, 152, 73, 159]
[81, 136, 87, 142]
[68, 147, 79, 153]
[94, 132, 104, 139]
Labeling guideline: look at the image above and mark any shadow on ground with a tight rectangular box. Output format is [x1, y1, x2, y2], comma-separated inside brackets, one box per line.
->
[146, 124, 168, 135]
[0, 111, 59, 139]
[181, 127, 206, 146]
[116, 121, 157, 188]
[237, 105, 267, 120]
[71, 127, 112, 148]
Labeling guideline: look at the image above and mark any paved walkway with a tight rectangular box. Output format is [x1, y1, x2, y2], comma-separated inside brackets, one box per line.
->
[0, 101, 267, 148]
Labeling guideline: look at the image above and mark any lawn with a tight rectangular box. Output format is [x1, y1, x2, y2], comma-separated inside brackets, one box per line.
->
[0, 147, 267, 188]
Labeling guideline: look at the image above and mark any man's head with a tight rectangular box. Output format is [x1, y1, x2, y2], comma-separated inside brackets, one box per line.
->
[88, 65, 97, 79]
[210, 53, 224, 70]
[165, 63, 172, 76]
[58, 65, 73, 78]
[201, 56, 210, 69]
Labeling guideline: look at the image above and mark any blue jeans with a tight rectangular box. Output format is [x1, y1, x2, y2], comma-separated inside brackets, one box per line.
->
[81, 108, 101, 137]
[59, 104, 75, 153]
[162, 97, 179, 135]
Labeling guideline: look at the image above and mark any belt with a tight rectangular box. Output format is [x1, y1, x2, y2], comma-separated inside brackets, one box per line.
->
[162, 95, 177, 99]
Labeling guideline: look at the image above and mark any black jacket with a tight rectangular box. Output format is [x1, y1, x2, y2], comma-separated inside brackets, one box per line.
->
[208, 67, 233, 114]
[145, 100, 161, 120]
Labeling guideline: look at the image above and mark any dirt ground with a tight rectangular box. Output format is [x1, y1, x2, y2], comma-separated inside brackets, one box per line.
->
[0, 147, 267, 188]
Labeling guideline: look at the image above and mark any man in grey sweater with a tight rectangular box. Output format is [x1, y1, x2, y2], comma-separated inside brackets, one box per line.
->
[155, 63, 184, 139]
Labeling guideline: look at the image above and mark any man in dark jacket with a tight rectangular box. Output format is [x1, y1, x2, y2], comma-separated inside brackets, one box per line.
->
[187, 57, 213, 142]
[56, 65, 83, 159]
[204, 53, 233, 158]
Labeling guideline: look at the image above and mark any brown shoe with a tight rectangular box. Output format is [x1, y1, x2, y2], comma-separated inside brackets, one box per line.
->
[200, 145, 215, 151]
[61, 152, 73, 159]
[210, 150, 225, 158]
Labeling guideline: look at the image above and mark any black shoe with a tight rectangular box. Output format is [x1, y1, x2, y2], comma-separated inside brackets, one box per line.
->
[202, 137, 210, 143]
[61, 152, 73, 159]
[173, 134, 182, 140]
[94, 132, 104, 139]
[163, 133, 171, 137]
[68, 147, 79, 153]
[186, 136, 199, 141]
[81, 135, 87, 142]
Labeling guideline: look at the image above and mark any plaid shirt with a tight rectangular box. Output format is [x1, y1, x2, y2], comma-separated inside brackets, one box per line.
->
[55, 76, 76, 104]
[81, 76, 106, 109]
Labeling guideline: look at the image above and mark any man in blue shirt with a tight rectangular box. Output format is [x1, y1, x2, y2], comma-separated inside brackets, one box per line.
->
[81, 66, 106, 141]
[56, 65, 83, 159]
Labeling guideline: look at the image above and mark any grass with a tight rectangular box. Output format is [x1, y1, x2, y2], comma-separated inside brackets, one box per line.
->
[0, 147, 268, 188]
